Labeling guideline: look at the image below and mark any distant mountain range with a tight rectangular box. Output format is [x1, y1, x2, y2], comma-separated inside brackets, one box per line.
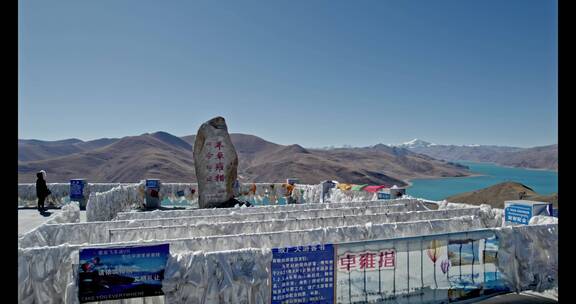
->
[18, 132, 471, 184]
[18, 138, 118, 161]
[394, 139, 557, 170]
[446, 181, 558, 209]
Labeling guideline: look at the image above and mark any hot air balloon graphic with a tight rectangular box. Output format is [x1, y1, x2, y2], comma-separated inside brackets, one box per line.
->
[441, 259, 450, 274]
[427, 240, 443, 289]
[441, 259, 452, 288]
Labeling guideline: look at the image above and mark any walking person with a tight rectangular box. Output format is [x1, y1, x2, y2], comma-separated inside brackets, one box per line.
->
[36, 170, 51, 212]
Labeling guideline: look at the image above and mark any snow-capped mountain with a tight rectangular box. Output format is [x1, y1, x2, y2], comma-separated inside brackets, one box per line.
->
[392, 140, 556, 171]
[394, 139, 436, 149]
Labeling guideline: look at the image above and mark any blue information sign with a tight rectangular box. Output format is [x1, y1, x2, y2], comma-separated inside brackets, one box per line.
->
[146, 180, 159, 189]
[78, 244, 169, 303]
[505, 204, 533, 225]
[70, 180, 84, 200]
[271, 244, 335, 304]
[377, 192, 391, 200]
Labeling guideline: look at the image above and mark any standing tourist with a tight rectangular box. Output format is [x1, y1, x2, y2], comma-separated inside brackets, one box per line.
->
[35, 170, 51, 212]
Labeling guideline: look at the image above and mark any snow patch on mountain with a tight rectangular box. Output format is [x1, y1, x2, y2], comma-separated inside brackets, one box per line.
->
[394, 139, 436, 148]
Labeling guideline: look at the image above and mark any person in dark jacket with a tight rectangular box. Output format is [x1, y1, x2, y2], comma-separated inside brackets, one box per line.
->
[36, 170, 51, 212]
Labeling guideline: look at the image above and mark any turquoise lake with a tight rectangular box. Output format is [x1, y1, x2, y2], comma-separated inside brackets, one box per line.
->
[407, 161, 558, 201]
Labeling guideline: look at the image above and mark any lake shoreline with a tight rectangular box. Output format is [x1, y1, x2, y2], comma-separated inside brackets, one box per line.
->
[404, 172, 485, 188]
[404, 161, 558, 200]
[452, 160, 558, 173]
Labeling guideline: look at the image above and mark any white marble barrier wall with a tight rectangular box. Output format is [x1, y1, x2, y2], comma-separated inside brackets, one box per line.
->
[18, 216, 483, 304]
[19, 203, 425, 248]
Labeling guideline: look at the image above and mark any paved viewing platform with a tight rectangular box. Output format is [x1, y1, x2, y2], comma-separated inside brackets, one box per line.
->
[477, 292, 557, 303]
[18, 208, 86, 236]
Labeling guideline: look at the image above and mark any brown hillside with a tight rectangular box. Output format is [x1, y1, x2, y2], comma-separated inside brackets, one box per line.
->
[18, 132, 471, 185]
[446, 181, 558, 208]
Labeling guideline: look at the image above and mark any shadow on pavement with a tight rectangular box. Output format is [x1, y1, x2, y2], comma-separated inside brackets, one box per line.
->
[476, 293, 557, 304]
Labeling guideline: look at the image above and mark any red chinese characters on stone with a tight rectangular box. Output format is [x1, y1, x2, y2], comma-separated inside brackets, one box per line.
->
[338, 249, 395, 272]
[204, 139, 227, 183]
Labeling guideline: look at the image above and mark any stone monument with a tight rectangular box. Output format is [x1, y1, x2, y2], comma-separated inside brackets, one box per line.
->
[193, 116, 239, 208]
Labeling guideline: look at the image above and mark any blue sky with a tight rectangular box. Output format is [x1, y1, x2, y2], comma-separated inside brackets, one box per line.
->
[18, 0, 557, 148]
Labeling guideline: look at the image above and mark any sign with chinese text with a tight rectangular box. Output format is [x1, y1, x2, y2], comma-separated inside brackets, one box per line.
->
[70, 179, 85, 200]
[336, 233, 508, 304]
[271, 244, 335, 304]
[504, 204, 533, 225]
[145, 179, 160, 190]
[338, 249, 395, 272]
[336, 240, 404, 304]
[377, 192, 391, 200]
[78, 244, 169, 303]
